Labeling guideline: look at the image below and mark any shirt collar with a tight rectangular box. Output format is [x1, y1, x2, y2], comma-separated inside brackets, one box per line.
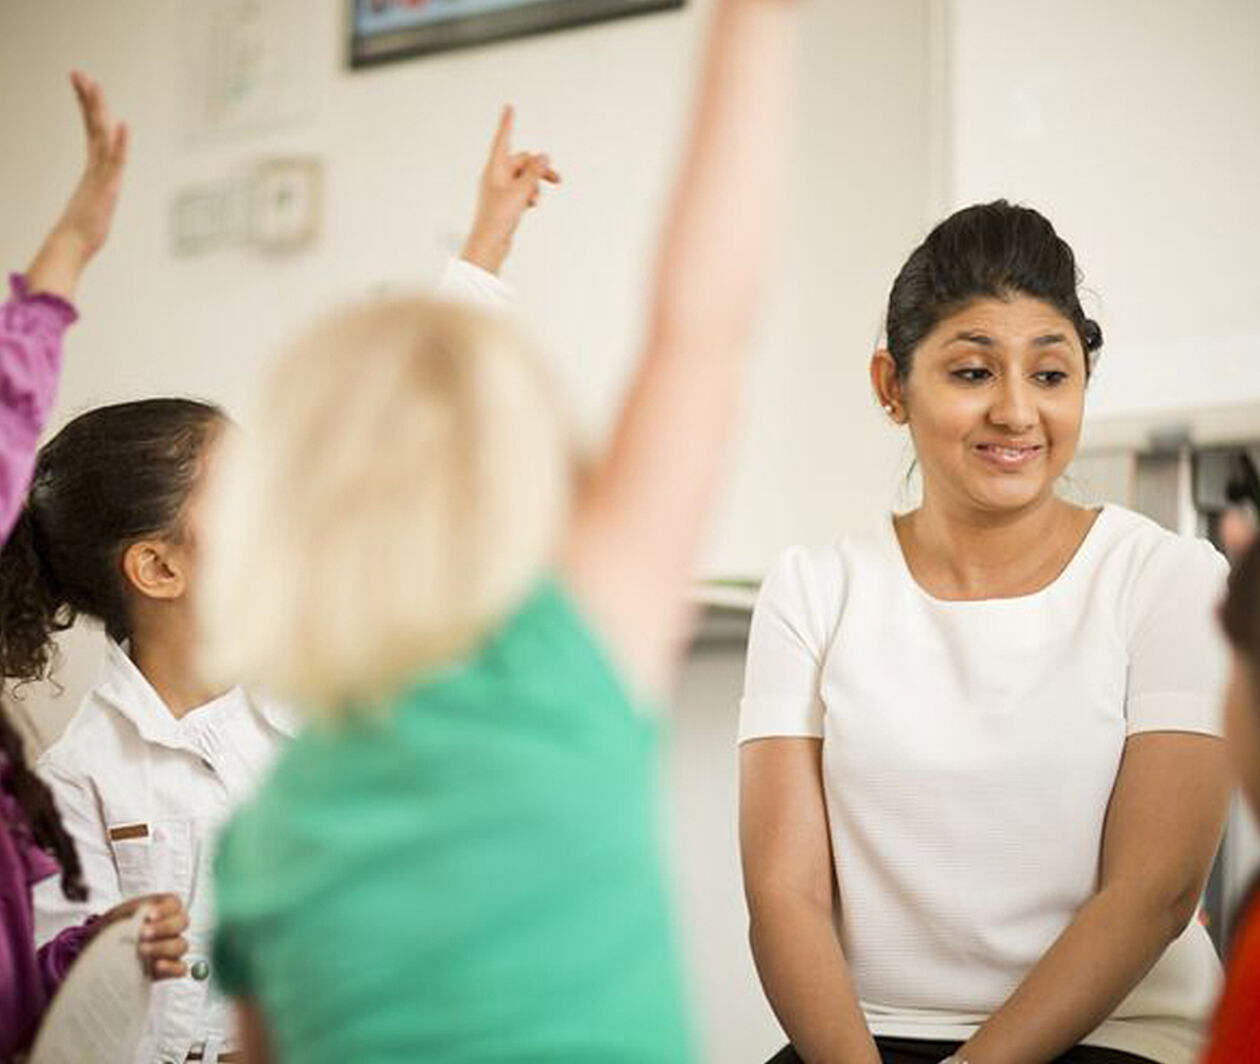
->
[94, 640, 300, 748]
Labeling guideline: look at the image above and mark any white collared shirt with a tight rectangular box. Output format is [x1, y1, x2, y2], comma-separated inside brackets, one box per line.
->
[33, 640, 297, 1064]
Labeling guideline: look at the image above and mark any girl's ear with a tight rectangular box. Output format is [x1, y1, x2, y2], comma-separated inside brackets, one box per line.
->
[121, 539, 187, 602]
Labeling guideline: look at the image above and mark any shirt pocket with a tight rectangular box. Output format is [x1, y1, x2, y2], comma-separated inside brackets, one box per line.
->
[107, 819, 194, 899]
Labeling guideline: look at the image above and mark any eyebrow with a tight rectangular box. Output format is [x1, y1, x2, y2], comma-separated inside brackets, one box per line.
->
[946, 331, 1071, 348]
[947, 330, 994, 346]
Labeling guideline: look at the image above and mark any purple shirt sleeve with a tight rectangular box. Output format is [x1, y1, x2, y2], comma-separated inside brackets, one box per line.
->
[0, 274, 76, 545]
[36, 918, 96, 994]
[1, 770, 96, 1057]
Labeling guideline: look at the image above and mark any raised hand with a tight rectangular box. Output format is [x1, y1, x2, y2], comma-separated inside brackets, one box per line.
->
[460, 105, 560, 276]
[26, 71, 129, 300]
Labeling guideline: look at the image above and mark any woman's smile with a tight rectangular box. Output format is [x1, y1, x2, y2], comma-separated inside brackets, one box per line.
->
[972, 440, 1046, 471]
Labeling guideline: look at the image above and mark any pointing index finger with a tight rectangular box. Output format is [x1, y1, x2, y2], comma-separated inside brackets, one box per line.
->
[490, 104, 515, 168]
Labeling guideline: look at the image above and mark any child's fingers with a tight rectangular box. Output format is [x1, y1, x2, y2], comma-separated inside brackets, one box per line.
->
[71, 72, 112, 157]
[141, 900, 190, 939]
[489, 104, 515, 167]
[142, 913, 190, 942]
[110, 122, 129, 170]
[150, 958, 189, 980]
[140, 935, 189, 962]
[508, 150, 533, 177]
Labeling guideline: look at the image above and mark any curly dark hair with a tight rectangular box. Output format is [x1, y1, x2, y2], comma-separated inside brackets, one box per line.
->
[0, 398, 224, 682]
[0, 397, 223, 898]
[0, 705, 86, 900]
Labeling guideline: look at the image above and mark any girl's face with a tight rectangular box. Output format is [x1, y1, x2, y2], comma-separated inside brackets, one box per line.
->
[887, 294, 1088, 518]
[1224, 653, 1260, 818]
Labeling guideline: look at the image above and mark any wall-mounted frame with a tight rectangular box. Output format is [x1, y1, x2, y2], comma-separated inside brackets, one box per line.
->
[348, 0, 683, 68]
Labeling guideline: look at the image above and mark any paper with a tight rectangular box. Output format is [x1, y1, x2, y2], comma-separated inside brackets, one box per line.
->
[29, 908, 151, 1064]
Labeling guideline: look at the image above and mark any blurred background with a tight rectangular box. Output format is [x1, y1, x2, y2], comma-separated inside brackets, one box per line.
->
[1, 1, 1257, 1060]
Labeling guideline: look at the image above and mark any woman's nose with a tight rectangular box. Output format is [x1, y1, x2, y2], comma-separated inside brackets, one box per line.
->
[988, 378, 1037, 433]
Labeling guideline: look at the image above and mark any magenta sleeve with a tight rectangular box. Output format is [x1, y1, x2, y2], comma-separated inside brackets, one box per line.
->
[0, 274, 77, 545]
[35, 917, 97, 996]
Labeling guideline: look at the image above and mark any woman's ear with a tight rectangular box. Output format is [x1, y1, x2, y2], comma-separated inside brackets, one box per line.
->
[121, 539, 188, 602]
[870, 349, 906, 424]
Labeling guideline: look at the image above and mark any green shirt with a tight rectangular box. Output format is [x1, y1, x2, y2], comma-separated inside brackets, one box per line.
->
[213, 580, 694, 1063]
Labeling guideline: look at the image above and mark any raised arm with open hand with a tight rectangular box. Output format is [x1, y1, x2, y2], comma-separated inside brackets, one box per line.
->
[460, 105, 561, 276]
[0, 72, 128, 546]
[561, 0, 801, 694]
[25, 71, 128, 300]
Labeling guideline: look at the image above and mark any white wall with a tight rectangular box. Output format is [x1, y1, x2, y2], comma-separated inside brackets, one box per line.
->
[944, 0, 1260, 422]
[0, 0, 931, 580]
[0, 2, 937, 1058]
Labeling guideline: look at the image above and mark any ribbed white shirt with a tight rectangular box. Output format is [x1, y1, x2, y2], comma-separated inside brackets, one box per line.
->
[739, 505, 1229, 1062]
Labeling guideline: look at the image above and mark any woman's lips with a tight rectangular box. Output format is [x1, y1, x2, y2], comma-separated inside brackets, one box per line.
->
[973, 442, 1045, 470]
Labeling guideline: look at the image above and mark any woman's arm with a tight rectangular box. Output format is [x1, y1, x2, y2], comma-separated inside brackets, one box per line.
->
[561, 0, 799, 693]
[741, 738, 881, 1064]
[957, 732, 1230, 1064]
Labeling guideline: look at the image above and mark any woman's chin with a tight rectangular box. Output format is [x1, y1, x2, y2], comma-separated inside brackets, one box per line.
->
[964, 474, 1054, 514]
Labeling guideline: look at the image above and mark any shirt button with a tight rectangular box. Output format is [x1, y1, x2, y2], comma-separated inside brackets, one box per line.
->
[191, 960, 210, 981]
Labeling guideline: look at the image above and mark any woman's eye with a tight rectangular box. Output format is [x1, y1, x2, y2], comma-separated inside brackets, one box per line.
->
[951, 367, 991, 383]
[1034, 370, 1069, 385]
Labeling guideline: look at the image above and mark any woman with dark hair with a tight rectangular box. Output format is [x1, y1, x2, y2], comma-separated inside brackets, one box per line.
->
[0, 73, 190, 1061]
[4, 397, 300, 1064]
[1204, 528, 1260, 1061]
[740, 202, 1230, 1064]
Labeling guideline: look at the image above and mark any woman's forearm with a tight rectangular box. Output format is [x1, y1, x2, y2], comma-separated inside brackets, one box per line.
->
[749, 897, 881, 1064]
[961, 882, 1192, 1064]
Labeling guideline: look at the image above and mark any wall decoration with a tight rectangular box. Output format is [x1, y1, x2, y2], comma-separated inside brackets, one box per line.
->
[348, 0, 683, 67]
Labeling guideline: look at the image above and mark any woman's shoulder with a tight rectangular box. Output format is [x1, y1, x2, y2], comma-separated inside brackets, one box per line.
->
[760, 523, 894, 602]
[750, 528, 896, 648]
[1090, 504, 1227, 588]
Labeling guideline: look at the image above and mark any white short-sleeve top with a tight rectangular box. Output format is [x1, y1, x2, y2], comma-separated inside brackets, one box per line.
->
[739, 504, 1229, 1063]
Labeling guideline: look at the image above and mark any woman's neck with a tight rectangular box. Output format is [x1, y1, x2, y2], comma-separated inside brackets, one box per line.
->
[128, 610, 226, 719]
[897, 493, 1097, 601]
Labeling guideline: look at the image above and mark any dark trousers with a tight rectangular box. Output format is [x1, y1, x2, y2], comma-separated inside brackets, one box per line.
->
[767, 1038, 1155, 1063]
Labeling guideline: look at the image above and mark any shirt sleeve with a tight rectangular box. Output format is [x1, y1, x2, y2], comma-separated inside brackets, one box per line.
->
[437, 258, 515, 311]
[35, 920, 96, 996]
[0, 274, 76, 545]
[32, 760, 123, 946]
[1124, 535, 1230, 737]
[738, 545, 843, 743]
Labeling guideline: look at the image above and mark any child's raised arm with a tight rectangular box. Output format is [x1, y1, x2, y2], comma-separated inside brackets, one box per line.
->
[440, 106, 560, 308]
[562, 0, 800, 693]
[459, 105, 560, 277]
[25, 71, 128, 300]
[0, 72, 128, 545]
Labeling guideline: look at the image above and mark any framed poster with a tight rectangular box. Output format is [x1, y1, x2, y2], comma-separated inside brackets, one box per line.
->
[349, 0, 683, 67]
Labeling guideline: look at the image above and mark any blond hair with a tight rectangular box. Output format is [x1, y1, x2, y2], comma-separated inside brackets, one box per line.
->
[200, 296, 572, 719]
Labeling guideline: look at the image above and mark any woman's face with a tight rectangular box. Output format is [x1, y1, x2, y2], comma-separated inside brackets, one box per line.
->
[1224, 653, 1260, 818]
[897, 294, 1088, 518]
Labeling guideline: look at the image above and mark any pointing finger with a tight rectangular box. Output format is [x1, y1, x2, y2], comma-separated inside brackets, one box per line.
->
[489, 104, 515, 168]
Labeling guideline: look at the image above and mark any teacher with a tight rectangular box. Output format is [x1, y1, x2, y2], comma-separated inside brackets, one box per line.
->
[739, 201, 1230, 1064]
